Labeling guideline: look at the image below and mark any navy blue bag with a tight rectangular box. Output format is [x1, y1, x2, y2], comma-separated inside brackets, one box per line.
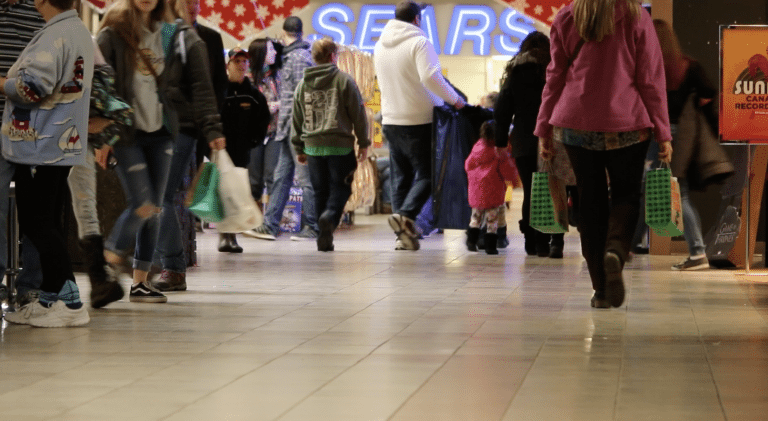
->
[431, 106, 474, 229]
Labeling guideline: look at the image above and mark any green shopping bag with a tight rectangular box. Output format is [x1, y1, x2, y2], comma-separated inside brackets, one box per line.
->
[185, 162, 224, 222]
[645, 166, 684, 237]
[530, 166, 569, 234]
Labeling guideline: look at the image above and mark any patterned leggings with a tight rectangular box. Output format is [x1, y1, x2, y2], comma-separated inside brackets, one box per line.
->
[469, 205, 507, 233]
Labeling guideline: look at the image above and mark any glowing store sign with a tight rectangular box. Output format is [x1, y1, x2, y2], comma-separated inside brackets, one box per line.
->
[311, 3, 536, 55]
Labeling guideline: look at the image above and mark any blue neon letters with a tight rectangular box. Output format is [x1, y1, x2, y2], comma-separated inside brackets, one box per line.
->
[311, 3, 535, 55]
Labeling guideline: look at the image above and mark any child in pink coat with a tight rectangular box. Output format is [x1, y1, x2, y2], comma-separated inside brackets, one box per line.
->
[465, 121, 518, 254]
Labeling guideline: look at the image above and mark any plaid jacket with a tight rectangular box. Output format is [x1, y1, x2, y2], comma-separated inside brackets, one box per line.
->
[276, 40, 312, 141]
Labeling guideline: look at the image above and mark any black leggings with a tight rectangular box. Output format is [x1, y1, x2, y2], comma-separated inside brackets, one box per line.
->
[15, 165, 75, 294]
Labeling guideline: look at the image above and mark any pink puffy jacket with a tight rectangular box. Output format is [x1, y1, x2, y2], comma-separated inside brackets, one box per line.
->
[465, 140, 517, 209]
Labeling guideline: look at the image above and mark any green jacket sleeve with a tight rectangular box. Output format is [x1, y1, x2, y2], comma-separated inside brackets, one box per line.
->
[291, 80, 305, 155]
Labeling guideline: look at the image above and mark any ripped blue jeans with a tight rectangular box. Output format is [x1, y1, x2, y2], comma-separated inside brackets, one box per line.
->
[105, 131, 174, 272]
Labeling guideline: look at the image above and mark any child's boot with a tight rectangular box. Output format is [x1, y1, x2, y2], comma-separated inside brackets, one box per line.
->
[485, 233, 499, 255]
[466, 228, 480, 252]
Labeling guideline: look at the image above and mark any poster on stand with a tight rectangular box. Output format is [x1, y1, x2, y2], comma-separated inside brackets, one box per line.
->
[721, 25, 768, 142]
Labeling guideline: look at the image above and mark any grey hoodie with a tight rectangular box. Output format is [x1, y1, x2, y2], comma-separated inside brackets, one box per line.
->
[291, 63, 370, 155]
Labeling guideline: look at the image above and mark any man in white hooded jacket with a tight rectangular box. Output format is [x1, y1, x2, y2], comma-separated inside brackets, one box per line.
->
[374, 0, 465, 251]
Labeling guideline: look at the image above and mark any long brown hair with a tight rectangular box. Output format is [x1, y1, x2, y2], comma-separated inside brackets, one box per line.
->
[100, 0, 168, 70]
[572, 0, 641, 42]
[165, 0, 191, 24]
[653, 18, 689, 91]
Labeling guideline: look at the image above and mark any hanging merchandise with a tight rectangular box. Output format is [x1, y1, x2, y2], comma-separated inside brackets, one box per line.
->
[337, 44, 379, 213]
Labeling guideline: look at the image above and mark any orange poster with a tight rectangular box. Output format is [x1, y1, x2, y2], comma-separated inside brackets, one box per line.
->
[721, 26, 768, 142]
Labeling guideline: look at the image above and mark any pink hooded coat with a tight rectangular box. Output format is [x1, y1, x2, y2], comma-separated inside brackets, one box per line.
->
[534, 4, 672, 143]
[465, 140, 517, 209]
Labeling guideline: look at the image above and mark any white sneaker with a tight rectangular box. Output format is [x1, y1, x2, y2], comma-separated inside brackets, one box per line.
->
[4, 300, 89, 327]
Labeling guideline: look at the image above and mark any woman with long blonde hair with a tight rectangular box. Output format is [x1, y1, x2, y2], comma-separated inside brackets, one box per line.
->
[97, 0, 225, 303]
[535, 0, 672, 309]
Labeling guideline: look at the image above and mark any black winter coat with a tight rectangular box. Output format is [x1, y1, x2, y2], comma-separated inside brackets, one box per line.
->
[493, 52, 548, 158]
[222, 77, 270, 167]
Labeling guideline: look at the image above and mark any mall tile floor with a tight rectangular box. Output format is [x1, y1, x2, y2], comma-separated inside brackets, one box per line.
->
[2, 205, 768, 420]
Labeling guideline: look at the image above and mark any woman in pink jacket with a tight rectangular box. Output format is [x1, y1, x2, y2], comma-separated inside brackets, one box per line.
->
[465, 121, 517, 255]
[535, 0, 672, 309]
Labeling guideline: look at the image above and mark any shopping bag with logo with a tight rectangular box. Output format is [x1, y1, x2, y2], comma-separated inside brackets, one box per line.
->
[215, 149, 263, 233]
[645, 164, 684, 237]
[530, 162, 569, 234]
[185, 161, 224, 222]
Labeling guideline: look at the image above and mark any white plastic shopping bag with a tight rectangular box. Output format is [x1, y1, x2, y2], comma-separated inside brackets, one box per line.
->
[214, 149, 263, 233]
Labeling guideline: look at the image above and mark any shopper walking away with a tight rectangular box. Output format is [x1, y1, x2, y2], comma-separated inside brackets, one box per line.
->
[465, 121, 517, 255]
[373, 0, 465, 251]
[494, 31, 568, 258]
[535, 0, 672, 309]
[292, 38, 370, 252]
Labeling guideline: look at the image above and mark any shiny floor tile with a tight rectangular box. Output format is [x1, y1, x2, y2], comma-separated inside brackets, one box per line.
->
[2, 193, 767, 420]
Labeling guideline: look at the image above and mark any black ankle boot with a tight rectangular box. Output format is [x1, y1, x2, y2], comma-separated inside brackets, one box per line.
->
[484, 233, 498, 255]
[496, 225, 509, 249]
[536, 233, 550, 257]
[466, 228, 481, 251]
[520, 220, 536, 255]
[218, 233, 243, 253]
[81, 235, 124, 308]
[549, 234, 564, 258]
[228, 233, 243, 253]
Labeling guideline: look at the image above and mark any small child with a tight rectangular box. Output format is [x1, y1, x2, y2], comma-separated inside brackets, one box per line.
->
[464, 120, 517, 255]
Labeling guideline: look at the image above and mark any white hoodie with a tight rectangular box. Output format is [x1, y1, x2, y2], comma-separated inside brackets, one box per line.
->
[374, 19, 460, 126]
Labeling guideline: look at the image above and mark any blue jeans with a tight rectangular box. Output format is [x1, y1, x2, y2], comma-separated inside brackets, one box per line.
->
[248, 136, 279, 201]
[153, 132, 196, 273]
[679, 178, 706, 257]
[382, 124, 432, 220]
[106, 133, 174, 272]
[307, 152, 357, 228]
[263, 139, 318, 235]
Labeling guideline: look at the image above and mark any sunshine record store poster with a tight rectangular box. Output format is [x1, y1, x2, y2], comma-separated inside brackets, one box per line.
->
[720, 26, 768, 142]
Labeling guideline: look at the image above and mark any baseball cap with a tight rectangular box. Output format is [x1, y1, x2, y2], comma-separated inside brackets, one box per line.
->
[228, 47, 248, 61]
[283, 16, 303, 34]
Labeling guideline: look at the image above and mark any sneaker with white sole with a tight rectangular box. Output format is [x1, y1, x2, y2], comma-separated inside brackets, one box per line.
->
[388, 214, 420, 250]
[5, 300, 90, 327]
[672, 256, 710, 271]
[290, 226, 319, 241]
[242, 224, 277, 240]
[129, 282, 168, 303]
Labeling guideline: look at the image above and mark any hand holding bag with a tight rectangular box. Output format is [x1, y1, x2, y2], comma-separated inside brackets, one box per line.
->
[645, 163, 684, 236]
[215, 149, 263, 233]
[185, 161, 224, 222]
[530, 161, 569, 234]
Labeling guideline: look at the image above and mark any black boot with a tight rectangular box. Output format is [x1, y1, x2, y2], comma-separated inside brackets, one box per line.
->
[80, 235, 124, 308]
[484, 233, 498, 255]
[466, 228, 480, 252]
[219, 233, 243, 253]
[496, 225, 509, 249]
[520, 220, 536, 255]
[536, 233, 550, 257]
[549, 234, 564, 258]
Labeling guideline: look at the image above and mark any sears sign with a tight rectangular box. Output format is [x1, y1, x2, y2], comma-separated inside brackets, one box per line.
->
[309, 3, 537, 55]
